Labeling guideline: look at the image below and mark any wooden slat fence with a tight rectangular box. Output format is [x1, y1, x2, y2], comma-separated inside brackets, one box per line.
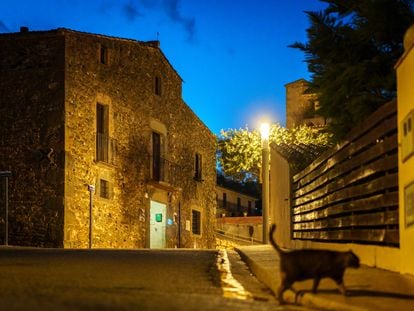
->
[291, 100, 399, 246]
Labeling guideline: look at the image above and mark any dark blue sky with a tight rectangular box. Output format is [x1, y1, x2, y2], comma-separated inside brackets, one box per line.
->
[0, 0, 326, 134]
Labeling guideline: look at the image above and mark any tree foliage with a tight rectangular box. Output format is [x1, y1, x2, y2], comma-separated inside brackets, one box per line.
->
[217, 124, 332, 181]
[291, 0, 414, 141]
[216, 171, 260, 198]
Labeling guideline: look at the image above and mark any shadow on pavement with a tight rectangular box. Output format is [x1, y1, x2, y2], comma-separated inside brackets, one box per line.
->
[347, 289, 414, 300]
[301, 289, 414, 300]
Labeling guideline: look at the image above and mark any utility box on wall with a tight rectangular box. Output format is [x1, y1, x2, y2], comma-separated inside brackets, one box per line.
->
[401, 110, 414, 161]
[404, 182, 414, 228]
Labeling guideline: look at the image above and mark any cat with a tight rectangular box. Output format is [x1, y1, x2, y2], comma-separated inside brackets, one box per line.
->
[269, 224, 360, 304]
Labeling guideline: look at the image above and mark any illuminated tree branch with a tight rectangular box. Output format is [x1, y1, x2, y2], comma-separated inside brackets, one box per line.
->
[217, 124, 332, 181]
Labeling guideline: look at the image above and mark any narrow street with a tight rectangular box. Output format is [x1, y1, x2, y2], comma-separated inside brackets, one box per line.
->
[0, 247, 310, 311]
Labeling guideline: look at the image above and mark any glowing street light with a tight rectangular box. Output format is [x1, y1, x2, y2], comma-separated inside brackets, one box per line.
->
[260, 123, 270, 141]
[260, 122, 270, 244]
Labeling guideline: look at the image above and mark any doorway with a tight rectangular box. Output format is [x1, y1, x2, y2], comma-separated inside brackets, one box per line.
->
[150, 200, 166, 248]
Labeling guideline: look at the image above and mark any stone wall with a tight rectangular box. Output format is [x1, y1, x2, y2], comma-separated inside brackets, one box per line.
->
[0, 31, 65, 246]
[285, 79, 325, 129]
[62, 30, 216, 248]
[0, 28, 216, 249]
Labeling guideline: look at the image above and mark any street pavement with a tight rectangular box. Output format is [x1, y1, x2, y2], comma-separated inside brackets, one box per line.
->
[236, 245, 414, 311]
[0, 246, 309, 311]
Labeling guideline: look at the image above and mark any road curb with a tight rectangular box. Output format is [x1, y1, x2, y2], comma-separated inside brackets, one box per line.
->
[235, 247, 366, 311]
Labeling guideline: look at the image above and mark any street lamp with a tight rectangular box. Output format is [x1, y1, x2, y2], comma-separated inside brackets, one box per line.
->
[260, 123, 270, 244]
[87, 184, 95, 249]
[0, 171, 11, 246]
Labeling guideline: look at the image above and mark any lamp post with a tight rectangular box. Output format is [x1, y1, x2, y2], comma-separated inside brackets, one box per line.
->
[260, 123, 270, 244]
[0, 171, 12, 246]
[87, 184, 95, 249]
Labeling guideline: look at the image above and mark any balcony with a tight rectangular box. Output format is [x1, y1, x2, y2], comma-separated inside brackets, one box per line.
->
[217, 200, 253, 217]
[96, 133, 117, 165]
[150, 155, 180, 188]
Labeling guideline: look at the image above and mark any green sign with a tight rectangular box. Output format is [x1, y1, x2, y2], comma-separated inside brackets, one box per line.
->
[155, 213, 163, 223]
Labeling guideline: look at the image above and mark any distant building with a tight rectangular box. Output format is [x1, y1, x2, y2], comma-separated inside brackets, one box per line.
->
[285, 79, 327, 129]
[0, 27, 216, 249]
[216, 185, 258, 217]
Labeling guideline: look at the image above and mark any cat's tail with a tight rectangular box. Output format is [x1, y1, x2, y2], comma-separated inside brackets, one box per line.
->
[269, 224, 284, 254]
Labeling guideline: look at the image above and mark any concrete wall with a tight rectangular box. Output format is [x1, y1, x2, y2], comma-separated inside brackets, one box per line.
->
[216, 216, 263, 243]
[269, 149, 292, 248]
[395, 24, 414, 275]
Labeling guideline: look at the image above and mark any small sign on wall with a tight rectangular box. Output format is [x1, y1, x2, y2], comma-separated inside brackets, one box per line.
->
[405, 182, 414, 228]
[155, 213, 163, 222]
[185, 220, 191, 231]
[402, 110, 414, 162]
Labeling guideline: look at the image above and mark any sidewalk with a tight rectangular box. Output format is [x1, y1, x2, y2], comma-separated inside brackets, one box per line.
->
[235, 245, 414, 311]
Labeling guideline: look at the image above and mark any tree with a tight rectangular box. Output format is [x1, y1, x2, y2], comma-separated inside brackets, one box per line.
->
[217, 171, 260, 198]
[291, 0, 414, 141]
[217, 124, 332, 181]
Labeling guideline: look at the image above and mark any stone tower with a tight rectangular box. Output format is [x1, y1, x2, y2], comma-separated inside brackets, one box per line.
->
[285, 79, 326, 129]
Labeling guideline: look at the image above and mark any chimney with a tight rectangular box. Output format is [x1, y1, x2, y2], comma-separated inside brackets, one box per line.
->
[146, 40, 160, 49]
[20, 26, 29, 33]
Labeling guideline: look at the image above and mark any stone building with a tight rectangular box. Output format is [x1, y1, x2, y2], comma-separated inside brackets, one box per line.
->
[285, 79, 327, 129]
[0, 28, 216, 249]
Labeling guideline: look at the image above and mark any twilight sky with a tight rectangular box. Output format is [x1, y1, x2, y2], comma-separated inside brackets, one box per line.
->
[0, 0, 326, 134]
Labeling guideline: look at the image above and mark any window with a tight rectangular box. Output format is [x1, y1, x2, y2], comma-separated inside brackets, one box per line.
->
[155, 76, 162, 95]
[223, 193, 227, 207]
[100, 45, 108, 64]
[402, 112, 414, 161]
[237, 197, 241, 209]
[194, 153, 202, 181]
[96, 103, 109, 162]
[191, 210, 201, 235]
[152, 132, 161, 181]
[97, 103, 109, 135]
[247, 201, 252, 215]
[150, 120, 169, 182]
[99, 179, 111, 199]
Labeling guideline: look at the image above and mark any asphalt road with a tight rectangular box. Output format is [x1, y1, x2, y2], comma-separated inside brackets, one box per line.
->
[0, 247, 310, 311]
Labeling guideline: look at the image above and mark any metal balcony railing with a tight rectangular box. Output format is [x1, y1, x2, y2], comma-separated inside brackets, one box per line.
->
[151, 155, 180, 186]
[96, 133, 117, 165]
[217, 199, 252, 217]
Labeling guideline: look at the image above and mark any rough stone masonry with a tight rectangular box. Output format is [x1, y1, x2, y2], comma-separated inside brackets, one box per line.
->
[0, 28, 216, 249]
